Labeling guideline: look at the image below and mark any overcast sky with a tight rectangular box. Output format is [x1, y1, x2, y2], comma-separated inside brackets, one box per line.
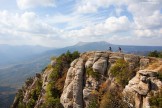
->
[0, 0, 161, 47]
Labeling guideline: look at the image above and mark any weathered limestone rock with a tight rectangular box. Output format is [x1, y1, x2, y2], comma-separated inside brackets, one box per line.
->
[92, 58, 107, 75]
[124, 54, 139, 64]
[85, 57, 94, 68]
[61, 58, 84, 108]
[35, 69, 52, 107]
[71, 59, 78, 67]
[140, 58, 150, 69]
[109, 52, 124, 64]
[124, 54, 140, 70]
[138, 70, 158, 77]
[123, 70, 162, 108]
[93, 51, 103, 63]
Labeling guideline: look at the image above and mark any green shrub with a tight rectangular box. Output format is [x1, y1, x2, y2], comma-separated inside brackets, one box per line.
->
[86, 67, 100, 81]
[110, 59, 132, 88]
[71, 51, 80, 60]
[26, 98, 36, 108]
[17, 102, 25, 108]
[88, 98, 99, 108]
[49, 68, 59, 81]
[30, 79, 42, 103]
[25, 77, 33, 86]
[149, 89, 162, 108]
[16, 89, 25, 108]
[43, 51, 80, 107]
[41, 98, 63, 108]
[49, 51, 80, 81]
[46, 82, 61, 98]
[148, 50, 162, 58]
[100, 88, 129, 108]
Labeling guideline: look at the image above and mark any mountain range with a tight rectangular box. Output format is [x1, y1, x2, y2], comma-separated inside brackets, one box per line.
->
[1, 41, 162, 87]
[0, 41, 162, 108]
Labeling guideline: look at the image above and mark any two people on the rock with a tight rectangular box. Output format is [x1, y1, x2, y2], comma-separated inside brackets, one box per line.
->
[109, 46, 122, 52]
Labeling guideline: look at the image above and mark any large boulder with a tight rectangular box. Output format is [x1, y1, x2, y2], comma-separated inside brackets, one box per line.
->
[92, 58, 107, 75]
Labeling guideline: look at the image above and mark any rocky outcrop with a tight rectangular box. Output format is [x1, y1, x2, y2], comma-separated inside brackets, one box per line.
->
[123, 70, 162, 108]
[61, 51, 162, 108]
[12, 51, 162, 108]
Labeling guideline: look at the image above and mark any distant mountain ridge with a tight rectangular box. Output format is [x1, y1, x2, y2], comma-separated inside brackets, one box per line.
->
[40, 41, 162, 57]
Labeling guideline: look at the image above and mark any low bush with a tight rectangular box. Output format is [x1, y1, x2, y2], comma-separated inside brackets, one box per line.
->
[86, 67, 100, 81]
[148, 50, 162, 58]
[100, 88, 129, 108]
[110, 59, 132, 88]
[149, 89, 162, 108]
[88, 98, 99, 108]
[41, 98, 63, 108]
[25, 77, 33, 86]
[26, 98, 35, 108]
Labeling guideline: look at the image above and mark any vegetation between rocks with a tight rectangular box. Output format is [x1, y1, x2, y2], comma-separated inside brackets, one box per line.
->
[42, 51, 80, 107]
[110, 59, 133, 88]
[148, 50, 162, 58]
[149, 89, 162, 108]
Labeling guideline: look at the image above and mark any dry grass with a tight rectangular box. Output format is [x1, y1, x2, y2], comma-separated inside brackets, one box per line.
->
[146, 60, 162, 73]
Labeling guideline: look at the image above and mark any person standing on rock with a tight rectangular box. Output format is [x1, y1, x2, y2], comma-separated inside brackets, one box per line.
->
[119, 47, 121, 53]
[109, 47, 112, 52]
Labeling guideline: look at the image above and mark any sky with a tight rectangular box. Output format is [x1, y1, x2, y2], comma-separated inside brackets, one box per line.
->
[0, 0, 161, 47]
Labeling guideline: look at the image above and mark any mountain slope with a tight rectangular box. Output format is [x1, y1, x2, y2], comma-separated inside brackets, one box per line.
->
[12, 51, 162, 108]
[0, 44, 52, 67]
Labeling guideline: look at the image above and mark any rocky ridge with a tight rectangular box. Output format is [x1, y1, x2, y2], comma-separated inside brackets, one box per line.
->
[60, 51, 162, 108]
[12, 51, 162, 108]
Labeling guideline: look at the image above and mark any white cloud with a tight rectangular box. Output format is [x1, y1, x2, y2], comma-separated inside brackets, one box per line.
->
[126, 0, 162, 37]
[76, 0, 124, 14]
[0, 0, 162, 47]
[77, 1, 97, 13]
[65, 16, 132, 38]
[76, 0, 162, 38]
[134, 29, 162, 37]
[0, 10, 64, 47]
[17, 0, 55, 9]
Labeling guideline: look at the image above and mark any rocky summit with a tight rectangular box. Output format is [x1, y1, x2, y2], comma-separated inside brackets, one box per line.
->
[12, 51, 162, 108]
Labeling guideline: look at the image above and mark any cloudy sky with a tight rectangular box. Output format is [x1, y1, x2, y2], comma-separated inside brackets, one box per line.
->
[0, 0, 162, 47]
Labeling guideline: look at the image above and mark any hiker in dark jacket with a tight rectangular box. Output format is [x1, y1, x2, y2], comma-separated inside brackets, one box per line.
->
[119, 47, 121, 52]
[109, 47, 112, 52]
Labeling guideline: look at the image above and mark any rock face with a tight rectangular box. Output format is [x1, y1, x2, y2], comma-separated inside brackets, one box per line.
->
[61, 51, 162, 108]
[123, 70, 162, 108]
[61, 58, 85, 108]
[12, 51, 162, 108]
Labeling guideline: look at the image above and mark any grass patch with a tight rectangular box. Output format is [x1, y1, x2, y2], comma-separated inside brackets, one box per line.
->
[110, 59, 133, 88]
[86, 67, 100, 81]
